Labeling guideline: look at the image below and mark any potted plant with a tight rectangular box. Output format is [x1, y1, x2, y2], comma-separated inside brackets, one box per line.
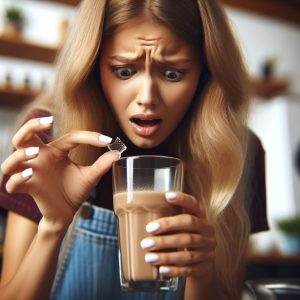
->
[2, 6, 26, 37]
[276, 215, 300, 255]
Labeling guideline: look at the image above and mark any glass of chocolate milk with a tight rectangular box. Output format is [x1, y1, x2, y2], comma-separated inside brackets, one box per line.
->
[112, 155, 184, 292]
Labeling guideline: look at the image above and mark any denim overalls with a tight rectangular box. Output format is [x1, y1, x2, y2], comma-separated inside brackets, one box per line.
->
[50, 204, 184, 300]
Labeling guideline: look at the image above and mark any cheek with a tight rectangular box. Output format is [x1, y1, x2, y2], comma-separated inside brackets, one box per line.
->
[162, 81, 197, 114]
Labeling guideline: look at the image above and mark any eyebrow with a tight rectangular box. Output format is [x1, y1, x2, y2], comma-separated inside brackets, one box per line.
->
[108, 55, 193, 66]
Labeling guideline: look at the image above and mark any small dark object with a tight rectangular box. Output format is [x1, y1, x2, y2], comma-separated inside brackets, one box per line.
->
[80, 202, 93, 219]
[296, 144, 300, 176]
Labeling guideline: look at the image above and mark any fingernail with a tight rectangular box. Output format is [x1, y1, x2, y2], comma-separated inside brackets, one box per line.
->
[165, 192, 177, 200]
[99, 134, 113, 144]
[22, 168, 32, 178]
[145, 253, 159, 263]
[140, 238, 155, 249]
[39, 116, 54, 125]
[25, 147, 39, 156]
[159, 266, 171, 274]
[146, 222, 160, 233]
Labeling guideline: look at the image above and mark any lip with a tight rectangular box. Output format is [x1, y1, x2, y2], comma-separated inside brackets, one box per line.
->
[130, 114, 162, 137]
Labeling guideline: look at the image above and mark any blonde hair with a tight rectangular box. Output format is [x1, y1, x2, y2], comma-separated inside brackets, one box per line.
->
[31, 0, 250, 298]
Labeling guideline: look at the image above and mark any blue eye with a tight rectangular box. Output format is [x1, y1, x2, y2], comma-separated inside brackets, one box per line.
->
[164, 70, 183, 81]
[113, 67, 135, 79]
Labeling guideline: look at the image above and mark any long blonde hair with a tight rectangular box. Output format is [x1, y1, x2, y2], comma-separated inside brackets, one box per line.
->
[32, 0, 250, 298]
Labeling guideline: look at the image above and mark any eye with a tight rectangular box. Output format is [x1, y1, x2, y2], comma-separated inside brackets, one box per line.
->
[112, 66, 135, 79]
[164, 70, 183, 81]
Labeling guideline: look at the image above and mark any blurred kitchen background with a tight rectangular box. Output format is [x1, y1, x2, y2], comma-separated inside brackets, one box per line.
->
[0, 0, 300, 298]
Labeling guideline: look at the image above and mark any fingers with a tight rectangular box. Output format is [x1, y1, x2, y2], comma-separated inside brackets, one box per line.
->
[5, 168, 32, 194]
[145, 250, 214, 266]
[49, 131, 112, 153]
[145, 192, 215, 236]
[1, 147, 39, 176]
[79, 150, 121, 187]
[145, 214, 214, 236]
[12, 116, 53, 149]
[157, 262, 213, 278]
[140, 233, 216, 251]
[165, 192, 204, 218]
[144, 251, 214, 277]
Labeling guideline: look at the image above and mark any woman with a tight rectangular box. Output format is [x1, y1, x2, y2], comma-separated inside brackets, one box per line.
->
[0, 0, 268, 299]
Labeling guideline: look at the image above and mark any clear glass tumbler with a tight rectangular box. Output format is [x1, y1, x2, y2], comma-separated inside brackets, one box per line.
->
[112, 155, 184, 292]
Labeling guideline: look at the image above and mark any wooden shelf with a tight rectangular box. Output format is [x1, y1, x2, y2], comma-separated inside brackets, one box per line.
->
[223, 0, 300, 26]
[0, 35, 58, 63]
[251, 77, 291, 99]
[49, 0, 80, 5]
[0, 85, 39, 107]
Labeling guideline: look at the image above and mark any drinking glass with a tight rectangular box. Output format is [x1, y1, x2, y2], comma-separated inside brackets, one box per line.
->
[113, 155, 184, 291]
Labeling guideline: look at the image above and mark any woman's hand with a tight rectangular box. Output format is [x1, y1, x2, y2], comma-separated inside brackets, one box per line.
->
[140, 192, 216, 278]
[1, 116, 120, 228]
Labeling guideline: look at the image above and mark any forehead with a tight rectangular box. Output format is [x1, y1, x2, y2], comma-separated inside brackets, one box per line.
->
[101, 16, 196, 57]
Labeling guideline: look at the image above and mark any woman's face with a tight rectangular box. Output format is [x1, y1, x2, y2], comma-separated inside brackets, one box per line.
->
[100, 16, 201, 148]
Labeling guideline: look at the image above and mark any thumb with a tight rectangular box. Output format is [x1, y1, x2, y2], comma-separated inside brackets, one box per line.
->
[82, 150, 121, 186]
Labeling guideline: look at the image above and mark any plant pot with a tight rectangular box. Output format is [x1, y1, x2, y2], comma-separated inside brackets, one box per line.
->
[2, 21, 23, 38]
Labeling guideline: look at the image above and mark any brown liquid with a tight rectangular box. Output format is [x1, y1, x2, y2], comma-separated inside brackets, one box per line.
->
[114, 191, 181, 282]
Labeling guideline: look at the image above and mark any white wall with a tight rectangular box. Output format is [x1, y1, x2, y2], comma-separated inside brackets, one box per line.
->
[226, 6, 300, 95]
[287, 100, 300, 213]
[225, 7, 300, 252]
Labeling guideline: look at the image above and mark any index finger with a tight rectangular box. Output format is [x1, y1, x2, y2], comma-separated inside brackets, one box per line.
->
[165, 192, 204, 218]
[12, 116, 54, 149]
[49, 130, 113, 152]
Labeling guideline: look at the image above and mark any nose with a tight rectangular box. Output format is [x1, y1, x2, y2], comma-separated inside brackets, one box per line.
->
[136, 75, 159, 107]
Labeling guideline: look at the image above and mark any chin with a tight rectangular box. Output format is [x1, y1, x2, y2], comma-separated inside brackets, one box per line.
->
[130, 136, 163, 149]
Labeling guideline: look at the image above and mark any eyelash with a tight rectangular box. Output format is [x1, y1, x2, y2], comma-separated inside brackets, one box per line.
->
[111, 66, 184, 81]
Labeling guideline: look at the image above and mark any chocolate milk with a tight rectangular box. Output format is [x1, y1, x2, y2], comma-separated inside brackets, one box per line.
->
[114, 191, 181, 282]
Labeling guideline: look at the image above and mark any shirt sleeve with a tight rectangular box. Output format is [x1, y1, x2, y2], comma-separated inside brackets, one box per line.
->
[0, 109, 53, 223]
[243, 129, 269, 234]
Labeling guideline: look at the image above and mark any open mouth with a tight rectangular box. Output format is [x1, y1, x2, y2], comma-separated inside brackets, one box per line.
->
[130, 117, 161, 127]
[130, 115, 162, 137]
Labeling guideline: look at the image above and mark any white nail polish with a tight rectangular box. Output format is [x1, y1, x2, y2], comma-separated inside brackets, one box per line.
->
[165, 192, 177, 200]
[159, 266, 171, 274]
[146, 222, 160, 233]
[25, 147, 39, 156]
[145, 253, 159, 263]
[21, 168, 33, 178]
[99, 134, 113, 144]
[140, 238, 155, 249]
[39, 116, 53, 125]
